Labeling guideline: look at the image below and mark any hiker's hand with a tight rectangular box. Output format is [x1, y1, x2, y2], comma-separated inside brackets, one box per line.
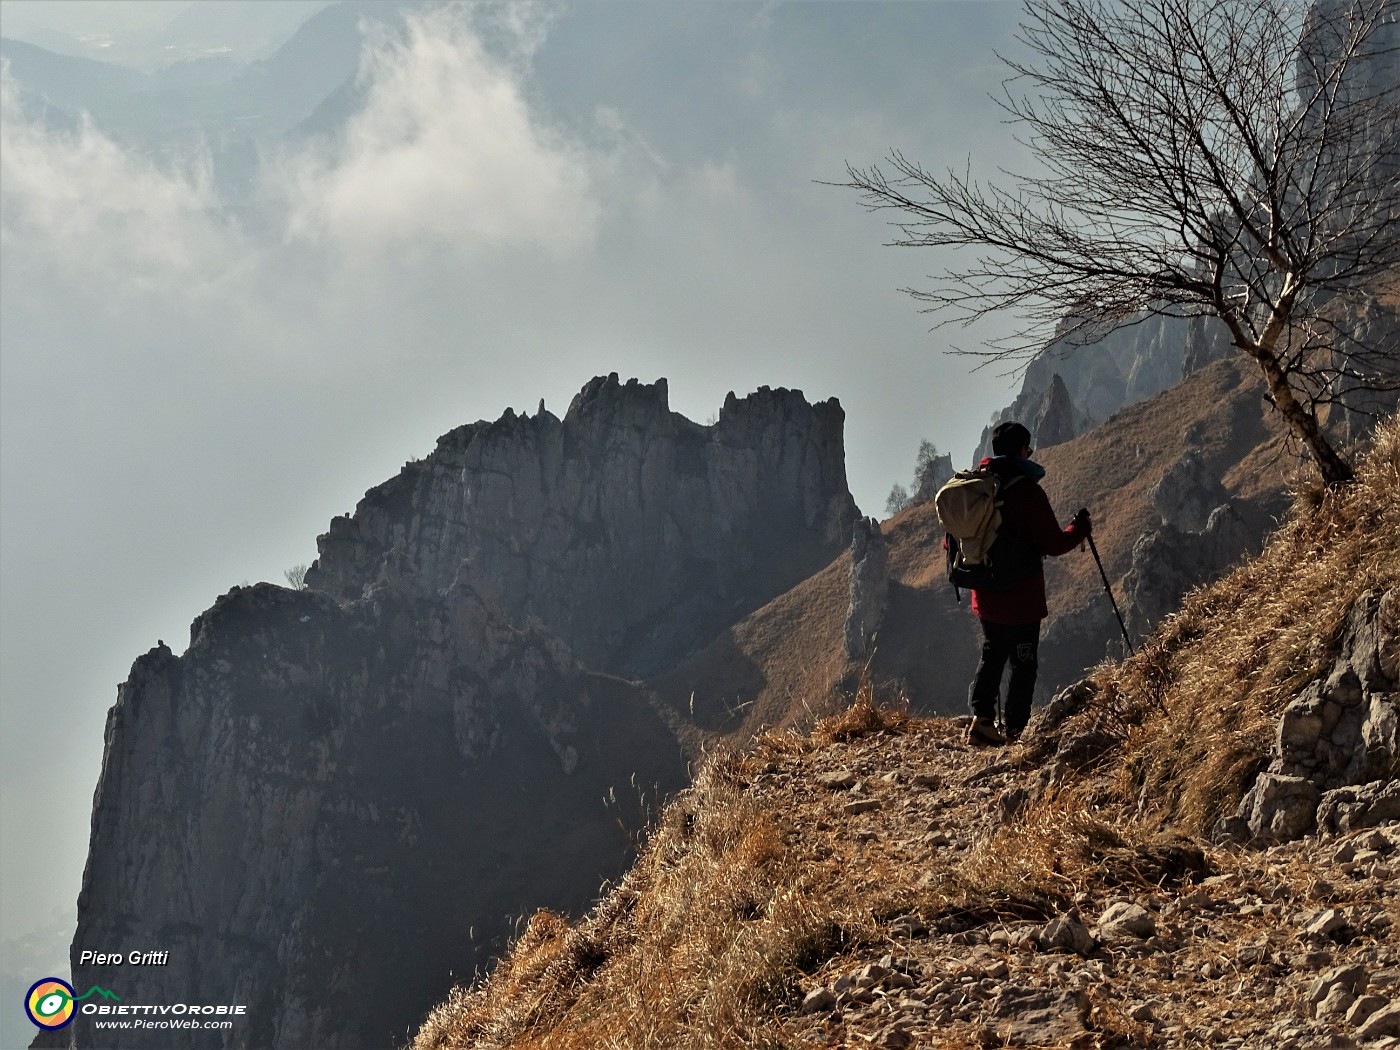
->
[1072, 508, 1092, 534]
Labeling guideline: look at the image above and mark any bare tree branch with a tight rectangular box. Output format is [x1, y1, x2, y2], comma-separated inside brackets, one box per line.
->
[839, 0, 1400, 483]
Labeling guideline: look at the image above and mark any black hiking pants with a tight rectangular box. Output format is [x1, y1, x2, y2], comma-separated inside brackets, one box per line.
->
[968, 620, 1040, 736]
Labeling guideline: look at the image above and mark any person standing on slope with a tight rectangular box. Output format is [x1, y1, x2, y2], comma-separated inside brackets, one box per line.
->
[965, 421, 1090, 746]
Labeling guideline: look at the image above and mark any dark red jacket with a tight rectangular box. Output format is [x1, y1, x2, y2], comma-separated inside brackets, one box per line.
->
[969, 456, 1085, 625]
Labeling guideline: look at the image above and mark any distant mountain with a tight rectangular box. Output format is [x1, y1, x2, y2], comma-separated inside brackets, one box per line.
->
[149, 0, 336, 66]
[226, 1, 411, 137]
[0, 37, 146, 115]
[1, 3, 414, 202]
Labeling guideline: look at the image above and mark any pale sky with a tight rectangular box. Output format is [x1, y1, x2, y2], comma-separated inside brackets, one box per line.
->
[0, 0, 1035, 1015]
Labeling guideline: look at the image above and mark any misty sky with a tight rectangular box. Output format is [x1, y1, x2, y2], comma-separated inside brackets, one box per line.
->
[0, 0, 1038, 994]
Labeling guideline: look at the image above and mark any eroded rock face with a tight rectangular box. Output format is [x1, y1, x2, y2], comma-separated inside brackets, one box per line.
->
[308, 375, 857, 678]
[976, 312, 1201, 461]
[1150, 450, 1231, 532]
[1032, 374, 1080, 450]
[63, 377, 859, 1049]
[845, 517, 890, 661]
[1122, 502, 1260, 643]
[1229, 589, 1400, 844]
[65, 583, 688, 1050]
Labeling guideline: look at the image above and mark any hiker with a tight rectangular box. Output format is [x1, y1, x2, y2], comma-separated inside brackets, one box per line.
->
[961, 421, 1090, 746]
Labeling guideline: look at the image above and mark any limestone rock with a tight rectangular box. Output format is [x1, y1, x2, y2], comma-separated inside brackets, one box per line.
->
[67, 582, 691, 1050]
[1303, 909, 1351, 939]
[989, 986, 1091, 1046]
[1317, 779, 1400, 837]
[1149, 450, 1230, 532]
[1308, 964, 1368, 1009]
[307, 375, 857, 678]
[1038, 913, 1097, 956]
[1181, 314, 1234, 375]
[1032, 373, 1079, 449]
[1234, 589, 1400, 845]
[1357, 1003, 1400, 1041]
[1347, 995, 1388, 1028]
[976, 311, 1190, 459]
[1122, 501, 1257, 643]
[1314, 984, 1355, 1020]
[845, 516, 889, 660]
[1237, 773, 1321, 843]
[1098, 902, 1156, 940]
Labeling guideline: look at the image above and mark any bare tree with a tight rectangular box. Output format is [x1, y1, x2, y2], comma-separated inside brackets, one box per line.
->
[843, 0, 1400, 484]
[284, 564, 309, 591]
[885, 482, 913, 517]
[911, 439, 953, 502]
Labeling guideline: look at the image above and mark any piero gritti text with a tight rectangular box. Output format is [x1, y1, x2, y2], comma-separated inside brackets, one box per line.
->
[79, 949, 170, 966]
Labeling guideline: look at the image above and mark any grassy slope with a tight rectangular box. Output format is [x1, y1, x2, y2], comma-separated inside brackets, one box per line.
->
[410, 416, 1397, 1050]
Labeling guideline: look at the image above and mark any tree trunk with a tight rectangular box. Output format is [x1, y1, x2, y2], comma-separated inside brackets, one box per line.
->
[1249, 344, 1357, 485]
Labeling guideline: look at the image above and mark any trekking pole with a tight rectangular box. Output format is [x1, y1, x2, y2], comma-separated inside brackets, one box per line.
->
[1086, 532, 1135, 655]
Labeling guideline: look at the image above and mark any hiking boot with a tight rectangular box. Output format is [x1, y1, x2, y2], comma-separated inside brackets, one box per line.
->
[966, 718, 1006, 747]
[1004, 726, 1024, 744]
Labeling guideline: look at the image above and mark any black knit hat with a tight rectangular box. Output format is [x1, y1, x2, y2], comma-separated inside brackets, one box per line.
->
[991, 421, 1033, 456]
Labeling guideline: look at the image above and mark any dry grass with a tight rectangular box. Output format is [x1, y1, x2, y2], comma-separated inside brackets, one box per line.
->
[810, 677, 916, 745]
[1104, 413, 1399, 832]
[962, 788, 1135, 902]
[411, 686, 936, 1050]
[413, 753, 852, 1050]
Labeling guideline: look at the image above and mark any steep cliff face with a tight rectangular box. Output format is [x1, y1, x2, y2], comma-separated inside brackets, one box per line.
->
[63, 582, 686, 1050]
[975, 312, 1226, 461]
[308, 374, 857, 678]
[60, 377, 859, 1050]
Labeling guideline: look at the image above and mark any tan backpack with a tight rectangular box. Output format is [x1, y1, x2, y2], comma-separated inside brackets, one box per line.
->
[935, 468, 1036, 592]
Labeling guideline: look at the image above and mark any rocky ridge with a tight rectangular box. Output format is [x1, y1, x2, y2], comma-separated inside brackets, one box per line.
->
[54, 376, 860, 1050]
[307, 374, 857, 678]
[975, 312, 1230, 460]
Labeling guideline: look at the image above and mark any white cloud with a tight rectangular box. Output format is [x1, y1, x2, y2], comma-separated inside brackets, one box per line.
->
[0, 65, 237, 295]
[279, 6, 599, 256]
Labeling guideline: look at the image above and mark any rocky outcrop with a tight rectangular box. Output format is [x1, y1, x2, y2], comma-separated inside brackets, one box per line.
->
[1121, 503, 1259, 644]
[1225, 588, 1400, 844]
[845, 517, 889, 661]
[1119, 446, 1272, 646]
[1149, 450, 1231, 532]
[975, 312, 1221, 462]
[1319, 293, 1400, 448]
[307, 375, 857, 678]
[1030, 373, 1079, 450]
[61, 377, 860, 1049]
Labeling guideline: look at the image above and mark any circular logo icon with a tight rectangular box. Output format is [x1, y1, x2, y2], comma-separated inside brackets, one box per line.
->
[26, 978, 76, 1030]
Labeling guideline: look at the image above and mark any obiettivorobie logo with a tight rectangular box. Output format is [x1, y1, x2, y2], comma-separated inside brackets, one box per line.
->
[25, 978, 120, 1030]
[24, 976, 249, 1033]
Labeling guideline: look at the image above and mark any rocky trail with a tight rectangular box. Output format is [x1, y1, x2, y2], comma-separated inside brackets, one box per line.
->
[739, 717, 1400, 1049]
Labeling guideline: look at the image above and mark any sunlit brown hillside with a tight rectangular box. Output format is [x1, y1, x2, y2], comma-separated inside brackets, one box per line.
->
[411, 421, 1397, 1049]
